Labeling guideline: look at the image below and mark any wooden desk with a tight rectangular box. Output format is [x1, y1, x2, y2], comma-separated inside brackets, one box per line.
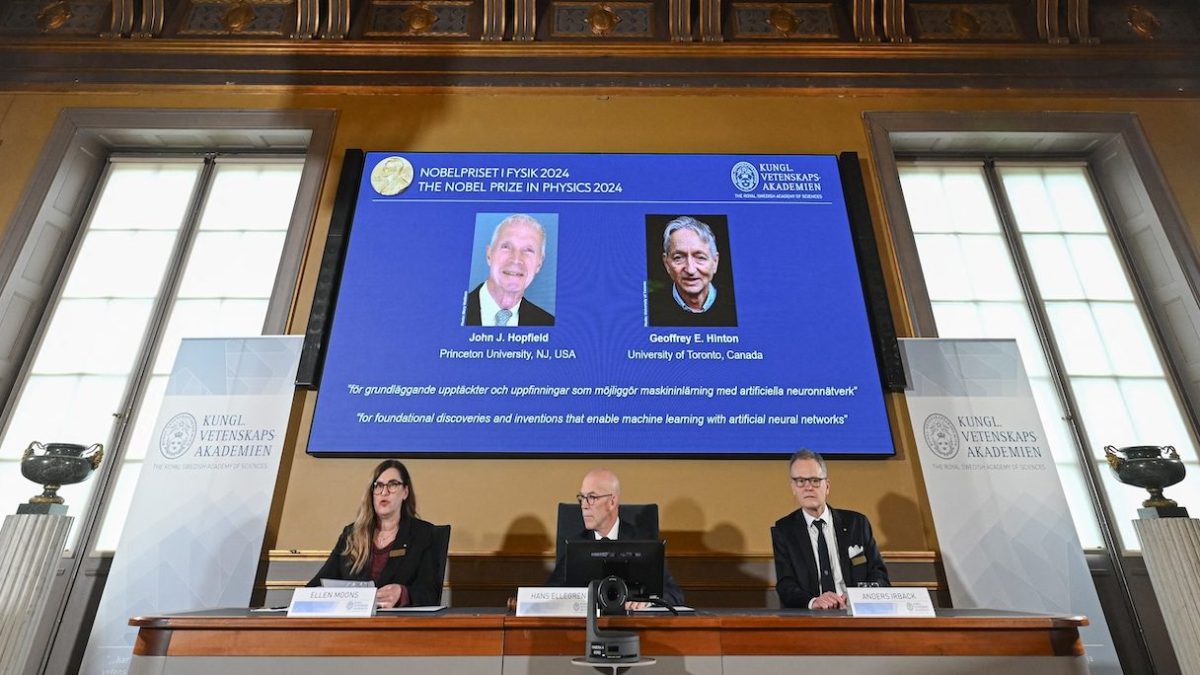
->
[129, 608, 1089, 674]
[133, 608, 506, 657]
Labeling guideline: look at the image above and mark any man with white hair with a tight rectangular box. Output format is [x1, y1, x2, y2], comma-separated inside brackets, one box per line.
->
[465, 213, 555, 326]
[546, 468, 685, 607]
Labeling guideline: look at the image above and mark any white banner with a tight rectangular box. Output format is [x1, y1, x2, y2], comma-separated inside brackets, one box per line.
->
[900, 338, 1119, 673]
[81, 336, 302, 675]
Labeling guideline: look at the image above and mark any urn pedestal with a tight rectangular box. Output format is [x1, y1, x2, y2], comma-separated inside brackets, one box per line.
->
[0, 514, 72, 675]
[1134, 517, 1200, 675]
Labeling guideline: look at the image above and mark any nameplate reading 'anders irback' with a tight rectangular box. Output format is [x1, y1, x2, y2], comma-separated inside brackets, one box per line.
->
[846, 587, 936, 617]
[516, 587, 589, 616]
[288, 587, 378, 617]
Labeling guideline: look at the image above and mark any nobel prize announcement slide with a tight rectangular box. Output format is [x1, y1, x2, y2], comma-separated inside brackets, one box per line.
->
[308, 152, 896, 457]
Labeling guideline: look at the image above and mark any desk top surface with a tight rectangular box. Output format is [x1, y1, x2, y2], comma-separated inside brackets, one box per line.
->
[131, 607, 1087, 628]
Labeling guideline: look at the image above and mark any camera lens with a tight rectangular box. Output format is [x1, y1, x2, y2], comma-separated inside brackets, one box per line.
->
[597, 576, 628, 612]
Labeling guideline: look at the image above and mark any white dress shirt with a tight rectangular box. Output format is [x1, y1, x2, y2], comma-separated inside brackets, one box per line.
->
[593, 519, 620, 540]
[478, 284, 525, 326]
[803, 507, 846, 607]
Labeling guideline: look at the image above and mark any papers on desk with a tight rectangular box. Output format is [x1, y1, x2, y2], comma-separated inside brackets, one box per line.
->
[251, 604, 447, 614]
[632, 605, 695, 613]
[319, 578, 374, 588]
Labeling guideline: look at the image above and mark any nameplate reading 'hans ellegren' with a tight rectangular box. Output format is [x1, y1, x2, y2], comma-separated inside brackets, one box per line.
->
[516, 587, 590, 616]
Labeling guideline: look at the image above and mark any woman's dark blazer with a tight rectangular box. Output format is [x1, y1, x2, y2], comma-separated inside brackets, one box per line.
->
[307, 516, 441, 607]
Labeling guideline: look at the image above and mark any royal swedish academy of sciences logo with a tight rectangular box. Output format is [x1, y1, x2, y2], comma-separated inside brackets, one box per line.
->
[731, 162, 759, 192]
[160, 412, 198, 460]
[922, 413, 959, 460]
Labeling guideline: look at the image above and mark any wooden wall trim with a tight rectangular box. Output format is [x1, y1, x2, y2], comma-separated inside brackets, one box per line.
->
[1, 41, 1197, 92]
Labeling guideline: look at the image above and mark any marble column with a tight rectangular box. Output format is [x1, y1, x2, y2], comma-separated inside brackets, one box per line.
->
[0, 514, 71, 675]
[1133, 517, 1200, 675]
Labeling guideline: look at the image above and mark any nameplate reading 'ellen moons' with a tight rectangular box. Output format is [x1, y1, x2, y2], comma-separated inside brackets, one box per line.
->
[288, 587, 378, 617]
[846, 587, 936, 618]
[516, 587, 589, 616]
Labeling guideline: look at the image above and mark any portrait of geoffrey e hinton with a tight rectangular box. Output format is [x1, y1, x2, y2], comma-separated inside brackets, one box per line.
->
[462, 213, 558, 327]
[645, 214, 738, 328]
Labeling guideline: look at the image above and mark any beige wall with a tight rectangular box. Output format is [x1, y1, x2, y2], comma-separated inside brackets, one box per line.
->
[2, 89, 1199, 558]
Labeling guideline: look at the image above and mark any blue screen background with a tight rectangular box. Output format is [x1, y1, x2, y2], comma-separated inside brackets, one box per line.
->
[308, 152, 896, 456]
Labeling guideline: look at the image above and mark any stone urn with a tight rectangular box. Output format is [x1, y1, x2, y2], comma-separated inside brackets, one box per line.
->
[20, 441, 104, 507]
[1104, 445, 1186, 508]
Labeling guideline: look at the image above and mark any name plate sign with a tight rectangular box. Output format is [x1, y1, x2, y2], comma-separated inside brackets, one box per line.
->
[288, 587, 378, 617]
[846, 587, 936, 618]
[515, 587, 589, 616]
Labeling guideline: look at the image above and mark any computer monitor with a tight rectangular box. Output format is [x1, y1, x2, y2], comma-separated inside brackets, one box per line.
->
[563, 539, 665, 600]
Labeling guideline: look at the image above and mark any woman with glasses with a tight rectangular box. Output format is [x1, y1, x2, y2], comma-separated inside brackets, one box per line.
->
[308, 459, 442, 607]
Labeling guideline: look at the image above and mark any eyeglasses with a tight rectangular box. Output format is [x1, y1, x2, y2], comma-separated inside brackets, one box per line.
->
[372, 480, 405, 494]
[790, 476, 826, 488]
[576, 493, 613, 506]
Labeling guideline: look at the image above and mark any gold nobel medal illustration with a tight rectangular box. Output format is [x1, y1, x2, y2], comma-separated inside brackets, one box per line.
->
[371, 156, 414, 196]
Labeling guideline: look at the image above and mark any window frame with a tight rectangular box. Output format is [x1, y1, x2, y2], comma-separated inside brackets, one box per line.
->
[0, 108, 334, 675]
[898, 158, 1200, 548]
[866, 110, 1200, 673]
[88, 153, 309, 553]
[867, 115, 1200, 395]
[1, 111, 332, 558]
[867, 113, 1200, 489]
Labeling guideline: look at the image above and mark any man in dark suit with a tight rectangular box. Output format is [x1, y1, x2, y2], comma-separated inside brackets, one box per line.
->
[772, 449, 889, 609]
[464, 213, 555, 326]
[546, 468, 685, 607]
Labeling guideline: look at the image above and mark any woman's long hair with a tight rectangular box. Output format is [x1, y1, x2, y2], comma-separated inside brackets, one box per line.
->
[344, 459, 419, 574]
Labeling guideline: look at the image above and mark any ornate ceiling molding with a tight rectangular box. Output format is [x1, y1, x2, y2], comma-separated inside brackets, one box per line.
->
[1, 0, 1198, 93]
[1, 39, 1197, 91]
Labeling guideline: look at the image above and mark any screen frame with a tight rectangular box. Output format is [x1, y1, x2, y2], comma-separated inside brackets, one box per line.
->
[301, 151, 901, 460]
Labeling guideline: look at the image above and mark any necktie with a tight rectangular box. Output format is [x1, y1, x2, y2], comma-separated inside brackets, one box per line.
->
[495, 309, 512, 326]
[814, 519, 836, 594]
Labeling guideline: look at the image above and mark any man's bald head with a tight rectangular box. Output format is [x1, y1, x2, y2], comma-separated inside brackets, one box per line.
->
[578, 468, 621, 534]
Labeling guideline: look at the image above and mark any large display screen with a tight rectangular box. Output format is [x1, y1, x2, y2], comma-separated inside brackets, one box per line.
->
[307, 152, 896, 457]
